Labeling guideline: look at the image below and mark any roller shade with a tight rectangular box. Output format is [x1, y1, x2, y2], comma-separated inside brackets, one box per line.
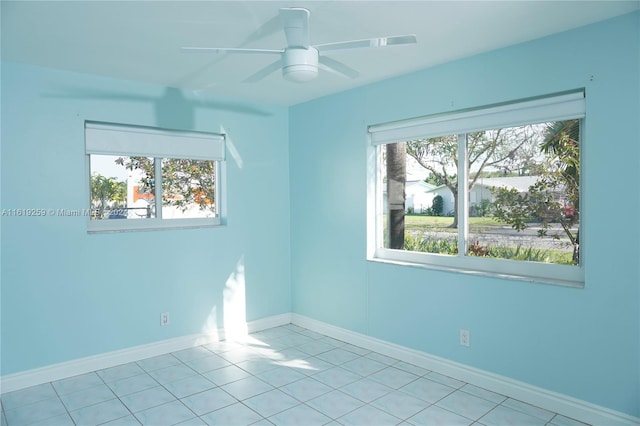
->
[369, 91, 585, 145]
[85, 121, 225, 160]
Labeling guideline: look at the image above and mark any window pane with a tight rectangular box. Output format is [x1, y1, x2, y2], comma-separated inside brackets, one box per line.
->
[467, 121, 580, 265]
[89, 155, 155, 220]
[161, 158, 217, 219]
[379, 121, 580, 266]
[381, 138, 458, 255]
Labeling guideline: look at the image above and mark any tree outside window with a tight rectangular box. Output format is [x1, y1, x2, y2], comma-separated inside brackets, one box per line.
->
[381, 119, 580, 266]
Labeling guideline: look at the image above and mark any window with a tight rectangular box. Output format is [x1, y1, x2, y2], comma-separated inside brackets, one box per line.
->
[85, 122, 225, 232]
[367, 91, 584, 286]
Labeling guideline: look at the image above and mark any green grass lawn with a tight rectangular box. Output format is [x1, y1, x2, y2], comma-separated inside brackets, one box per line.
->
[404, 214, 507, 232]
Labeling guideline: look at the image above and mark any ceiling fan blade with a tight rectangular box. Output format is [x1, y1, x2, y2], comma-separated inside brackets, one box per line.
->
[178, 13, 282, 81]
[243, 58, 283, 83]
[181, 47, 282, 55]
[318, 56, 359, 79]
[316, 34, 417, 53]
[279, 7, 310, 48]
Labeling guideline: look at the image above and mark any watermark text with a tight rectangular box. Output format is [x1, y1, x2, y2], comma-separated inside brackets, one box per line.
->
[1, 208, 128, 217]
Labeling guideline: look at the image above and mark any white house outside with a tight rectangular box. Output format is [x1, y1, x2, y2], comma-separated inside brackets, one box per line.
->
[405, 180, 437, 213]
[382, 180, 437, 214]
[425, 176, 540, 216]
[383, 176, 541, 215]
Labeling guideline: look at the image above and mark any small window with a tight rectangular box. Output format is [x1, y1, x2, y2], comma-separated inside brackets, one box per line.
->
[86, 122, 224, 232]
[368, 92, 584, 286]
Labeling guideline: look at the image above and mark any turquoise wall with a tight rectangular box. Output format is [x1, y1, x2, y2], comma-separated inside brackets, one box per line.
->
[0, 63, 292, 374]
[1, 9, 638, 419]
[290, 12, 639, 416]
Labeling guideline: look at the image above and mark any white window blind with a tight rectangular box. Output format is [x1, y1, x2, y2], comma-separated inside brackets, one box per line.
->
[85, 122, 225, 160]
[368, 91, 585, 145]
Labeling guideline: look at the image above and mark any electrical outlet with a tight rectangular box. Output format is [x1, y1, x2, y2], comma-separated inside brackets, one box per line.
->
[460, 329, 470, 347]
[160, 312, 170, 326]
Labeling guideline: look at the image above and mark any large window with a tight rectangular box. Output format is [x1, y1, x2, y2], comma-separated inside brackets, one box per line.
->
[367, 92, 584, 286]
[86, 122, 225, 232]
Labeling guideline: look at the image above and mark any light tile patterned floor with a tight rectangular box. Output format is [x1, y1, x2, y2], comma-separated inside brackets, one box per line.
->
[1, 324, 590, 426]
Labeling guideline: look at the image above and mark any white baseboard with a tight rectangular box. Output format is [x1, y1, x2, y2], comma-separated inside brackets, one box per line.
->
[247, 313, 292, 333]
[291, 314, 640, 426]
[2, 312, 637, 426]
[0, 313, 292, 394]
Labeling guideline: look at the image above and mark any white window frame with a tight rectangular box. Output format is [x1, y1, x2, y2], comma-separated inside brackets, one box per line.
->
[366, 91, 585, 287]
[85, 121, 225, 233]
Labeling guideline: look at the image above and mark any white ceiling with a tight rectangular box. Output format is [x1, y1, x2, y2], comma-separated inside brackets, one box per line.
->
[2, 1, 638, 106]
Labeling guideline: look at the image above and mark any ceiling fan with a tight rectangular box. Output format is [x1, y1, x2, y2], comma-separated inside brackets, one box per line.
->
[181, 7, 417, 83]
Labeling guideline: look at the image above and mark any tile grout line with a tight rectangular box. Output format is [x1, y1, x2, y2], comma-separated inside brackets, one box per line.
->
[1, 324, 591, 426]
[131, 350, 227, 424]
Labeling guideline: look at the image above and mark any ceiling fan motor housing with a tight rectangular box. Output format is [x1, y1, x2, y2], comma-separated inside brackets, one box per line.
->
[282, 47, 319, 82]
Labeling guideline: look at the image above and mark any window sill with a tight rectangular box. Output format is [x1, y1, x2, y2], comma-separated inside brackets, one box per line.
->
[87, 217, 222, 233]
[368, 250, 584, 289]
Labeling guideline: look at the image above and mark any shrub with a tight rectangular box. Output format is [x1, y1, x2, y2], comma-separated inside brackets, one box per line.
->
[405, 234, 574, 264]
[432, 195, 443, 216]
[471, 199, 493, 217]
[404, 233, 457, 254]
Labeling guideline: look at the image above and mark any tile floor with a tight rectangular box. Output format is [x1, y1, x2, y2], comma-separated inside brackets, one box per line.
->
[1, 324, 590, 426]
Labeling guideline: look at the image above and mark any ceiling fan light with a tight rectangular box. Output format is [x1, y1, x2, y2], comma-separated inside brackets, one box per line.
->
[282, 47, 319, 82]
[283, 64, 318, 82]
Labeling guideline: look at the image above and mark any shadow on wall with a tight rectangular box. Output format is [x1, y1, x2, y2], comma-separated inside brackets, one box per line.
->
[43, 86, 271, 130]
[221, 125, 243, 169]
